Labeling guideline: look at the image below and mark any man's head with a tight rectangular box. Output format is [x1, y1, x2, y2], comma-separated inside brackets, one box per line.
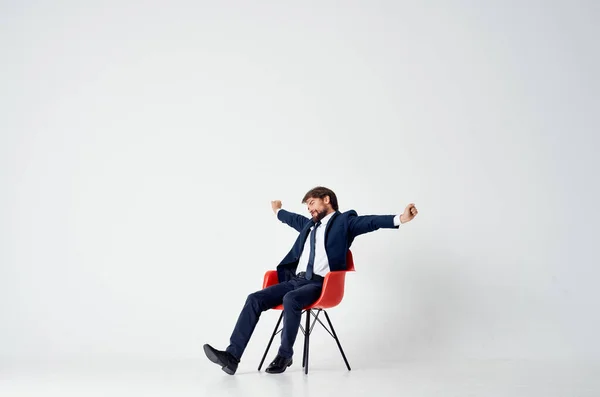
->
[302, 186, 339, 222]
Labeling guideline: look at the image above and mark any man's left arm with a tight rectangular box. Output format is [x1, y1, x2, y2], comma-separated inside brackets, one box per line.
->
[348, 203, 418, 237]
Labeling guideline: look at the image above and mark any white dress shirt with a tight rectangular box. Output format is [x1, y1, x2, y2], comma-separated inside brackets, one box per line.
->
[277, 209, 401, 277]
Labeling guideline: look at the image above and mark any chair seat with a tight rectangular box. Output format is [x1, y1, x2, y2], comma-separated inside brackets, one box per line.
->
[269, 302, 321, 311]
[262, 251, 355, 311]
[269, 300, 332, 311]
[262, 270, 352, 310]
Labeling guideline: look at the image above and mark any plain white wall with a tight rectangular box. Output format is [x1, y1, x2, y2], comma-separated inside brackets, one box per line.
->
[1, 0, 598, 367]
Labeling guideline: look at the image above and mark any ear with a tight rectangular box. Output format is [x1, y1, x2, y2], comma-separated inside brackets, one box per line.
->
[323, 195, 330, 205]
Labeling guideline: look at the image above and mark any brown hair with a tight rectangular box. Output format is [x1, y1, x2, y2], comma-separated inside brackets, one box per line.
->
[302, 186, 339, 211]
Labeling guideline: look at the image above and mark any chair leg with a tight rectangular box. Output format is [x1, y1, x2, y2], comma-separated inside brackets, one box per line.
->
[302, 310, 307, 368]
[258, 312, 284, 371]
[323, 310, 351, 371]
[304, 309, 311, 374]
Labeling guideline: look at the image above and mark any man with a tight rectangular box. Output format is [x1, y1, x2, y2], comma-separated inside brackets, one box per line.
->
[204, 186, 418, 375]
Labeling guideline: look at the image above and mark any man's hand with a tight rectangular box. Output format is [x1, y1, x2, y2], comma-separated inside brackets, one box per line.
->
[400, 203, 418, 224]
[271, 200, 282, 214]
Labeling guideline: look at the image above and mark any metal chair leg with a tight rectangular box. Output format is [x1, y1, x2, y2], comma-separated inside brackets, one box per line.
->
[258, 312, 284, 371]
[304, 309, 311, 374]
[302, 310, 307, 368]
[323, 310, 351, 370]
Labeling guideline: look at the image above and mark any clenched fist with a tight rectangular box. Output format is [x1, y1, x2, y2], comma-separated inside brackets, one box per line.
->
[400, 203, 418, 224]
[271, 200, 282, 214]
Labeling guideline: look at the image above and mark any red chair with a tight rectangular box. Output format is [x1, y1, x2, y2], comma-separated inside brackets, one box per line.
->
[257, 250, 356, 374]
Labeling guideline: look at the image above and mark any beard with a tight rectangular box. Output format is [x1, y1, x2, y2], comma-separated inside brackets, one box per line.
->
[312, 208, 328, 222]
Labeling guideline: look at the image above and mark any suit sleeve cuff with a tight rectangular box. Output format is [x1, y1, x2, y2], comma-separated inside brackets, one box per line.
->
[394, 214, 401, 227]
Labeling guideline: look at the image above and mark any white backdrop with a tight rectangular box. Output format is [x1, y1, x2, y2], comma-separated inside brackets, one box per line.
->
[1, 0, 598, 369]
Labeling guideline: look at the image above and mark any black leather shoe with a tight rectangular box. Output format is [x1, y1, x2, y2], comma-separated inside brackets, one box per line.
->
[265, 355, 293, 374]
[203, 344, 239, 375]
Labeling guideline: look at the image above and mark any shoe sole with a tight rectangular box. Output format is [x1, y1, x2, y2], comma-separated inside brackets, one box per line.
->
[203, 345, 221, 364]
[203, 345, 236, 375]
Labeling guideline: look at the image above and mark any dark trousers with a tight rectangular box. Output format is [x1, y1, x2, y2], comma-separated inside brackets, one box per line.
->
[225, 276, 323, 360]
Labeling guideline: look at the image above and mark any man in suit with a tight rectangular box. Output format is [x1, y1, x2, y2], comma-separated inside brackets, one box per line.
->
[204, 186, 418, 375]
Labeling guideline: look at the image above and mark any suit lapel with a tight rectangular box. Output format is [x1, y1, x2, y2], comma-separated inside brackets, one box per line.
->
[324, 211, 340, 244]
[300, 221, 313, 243]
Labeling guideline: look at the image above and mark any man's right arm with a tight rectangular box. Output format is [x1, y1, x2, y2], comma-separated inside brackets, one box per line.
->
[271, 200, 311, 232]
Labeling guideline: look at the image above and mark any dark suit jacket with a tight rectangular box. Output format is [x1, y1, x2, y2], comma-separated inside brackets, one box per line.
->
[275, 209, 398, 282]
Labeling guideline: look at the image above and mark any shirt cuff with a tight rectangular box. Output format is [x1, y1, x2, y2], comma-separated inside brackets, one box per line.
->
[393, 215, 401, 226]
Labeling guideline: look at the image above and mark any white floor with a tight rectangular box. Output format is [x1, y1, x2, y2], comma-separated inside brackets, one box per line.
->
[2, 358, 598, 397]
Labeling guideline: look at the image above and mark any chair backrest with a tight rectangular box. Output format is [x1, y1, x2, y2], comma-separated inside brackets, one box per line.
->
[346, 250, 355, 272]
